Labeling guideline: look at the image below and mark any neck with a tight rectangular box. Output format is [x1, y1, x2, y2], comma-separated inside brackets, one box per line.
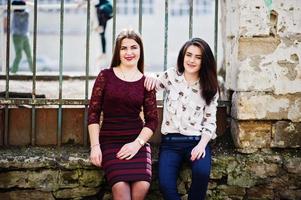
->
[119, 64, 138, 72]
[117, 65, 140, 81]
[184, 71, 199, 84]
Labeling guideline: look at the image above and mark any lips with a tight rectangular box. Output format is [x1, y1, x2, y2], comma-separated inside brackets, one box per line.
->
[187, 63, 196, 68]
[124, 56, 135, 61]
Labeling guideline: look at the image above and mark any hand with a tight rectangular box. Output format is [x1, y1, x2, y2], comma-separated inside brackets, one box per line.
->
[144, 76, 158, 91]
[116, 141, 141, 160]
[190, 144, 206, 161]
[90, 145, 102, 167]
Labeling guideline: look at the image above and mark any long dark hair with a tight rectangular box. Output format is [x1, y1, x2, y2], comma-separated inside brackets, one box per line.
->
[177, 38, 219, 105]
[110, 29, 144, 73]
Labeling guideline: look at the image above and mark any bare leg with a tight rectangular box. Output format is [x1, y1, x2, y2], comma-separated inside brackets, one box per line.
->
[131, 181, 150, 200]
[112, 181, 131, 200]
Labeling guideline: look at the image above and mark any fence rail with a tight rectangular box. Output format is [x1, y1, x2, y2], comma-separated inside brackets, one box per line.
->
[0, 0, 224, 147]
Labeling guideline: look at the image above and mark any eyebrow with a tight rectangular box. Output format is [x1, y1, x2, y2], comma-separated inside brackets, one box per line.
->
[121, 44, 138, 48]
[186, 51, 202, 57]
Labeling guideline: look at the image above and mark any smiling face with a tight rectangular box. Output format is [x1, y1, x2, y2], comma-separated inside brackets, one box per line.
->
[183, 45, 202, 76]
[119, 38, 141, 68]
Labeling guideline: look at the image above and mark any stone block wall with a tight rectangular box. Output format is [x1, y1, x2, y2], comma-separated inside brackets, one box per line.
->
[0, 144, 300, 200]
[221, 0, 301, 151]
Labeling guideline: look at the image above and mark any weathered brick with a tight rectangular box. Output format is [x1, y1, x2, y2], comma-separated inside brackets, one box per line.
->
[231, 120, 272, 149]
[238, 37, 280, 60]
[232, 92, 301, 122]
[271, 121, 301, 148]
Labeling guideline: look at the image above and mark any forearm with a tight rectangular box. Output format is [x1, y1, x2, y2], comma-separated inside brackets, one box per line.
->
[197, 133, 211, 148]
[136, 127, 153, 144]
[88, 124, 100, 146]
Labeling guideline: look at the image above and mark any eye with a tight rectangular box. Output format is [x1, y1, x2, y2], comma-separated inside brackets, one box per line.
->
[131, 45, 138, 50]
[120, 46, 127, 50]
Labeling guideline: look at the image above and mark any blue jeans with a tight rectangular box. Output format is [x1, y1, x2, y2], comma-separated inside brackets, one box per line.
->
[158, 134, 211, 200]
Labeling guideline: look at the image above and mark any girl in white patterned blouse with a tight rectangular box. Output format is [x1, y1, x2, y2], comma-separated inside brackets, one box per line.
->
[145, 38, 219, 200]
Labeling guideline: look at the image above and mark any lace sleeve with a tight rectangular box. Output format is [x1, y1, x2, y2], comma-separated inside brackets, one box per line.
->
[88, 70, 107, 125]
[143, 89, 158, 133]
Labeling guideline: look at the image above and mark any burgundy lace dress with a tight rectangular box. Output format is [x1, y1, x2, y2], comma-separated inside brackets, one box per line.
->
[88, 68, 158, 187]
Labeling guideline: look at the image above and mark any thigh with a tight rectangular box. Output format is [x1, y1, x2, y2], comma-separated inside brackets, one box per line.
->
[13, 35, 23, 52]
[158, 143, 184, 184]
[23, 37, 31, 51]
[190, 145, 211, 176]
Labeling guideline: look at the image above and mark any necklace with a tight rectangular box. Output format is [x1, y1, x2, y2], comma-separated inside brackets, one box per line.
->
[119, 67, 138, 81]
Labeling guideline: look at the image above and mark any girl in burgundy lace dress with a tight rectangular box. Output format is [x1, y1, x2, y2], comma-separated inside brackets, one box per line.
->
[88, 29, 158, 200]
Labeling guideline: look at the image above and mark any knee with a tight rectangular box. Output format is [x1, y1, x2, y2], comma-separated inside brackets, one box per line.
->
[192, 165, 210, 179]
[159, 177, 176, 192]
[133, 181, 150, 191]
[15, 52, 22, 57]
[112, 181, 128, 191]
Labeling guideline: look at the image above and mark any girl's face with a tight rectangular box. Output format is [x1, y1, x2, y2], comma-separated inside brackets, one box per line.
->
[119, 38, 140, 67]
[183, 45, 202, 76]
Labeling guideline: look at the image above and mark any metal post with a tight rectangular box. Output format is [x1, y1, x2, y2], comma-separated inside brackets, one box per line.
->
[4, 0, 11, 146]
[189, 0, 193, 39]
[138, 0, 142, 34]
[84, 0, 91, 147]
[214, 0, 219, 60]
[31, 0, 38, 146]
[163, 0, 168, 71]
[112, 0, 116, 49]
[57, 0, 65, 147]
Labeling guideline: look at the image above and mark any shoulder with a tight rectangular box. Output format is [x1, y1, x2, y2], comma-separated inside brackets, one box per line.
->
[166, 67, 177, 75]
[99, 68, 111, 75]
[96, 68, 112, 80]
[162, 67, 177, 79]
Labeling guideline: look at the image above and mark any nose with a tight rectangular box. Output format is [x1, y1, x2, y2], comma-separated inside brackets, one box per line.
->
[189, 56, 195, 63]
[125, 49, 134, 55]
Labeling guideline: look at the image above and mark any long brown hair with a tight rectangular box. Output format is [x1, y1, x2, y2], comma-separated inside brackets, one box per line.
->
[110, 29, 144, 73]
[177, 38, 219, 105]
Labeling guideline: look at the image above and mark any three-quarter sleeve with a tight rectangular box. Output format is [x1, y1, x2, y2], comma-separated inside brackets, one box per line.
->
[201, 93, 219, 139]
[143, 89, 158, 133]
[88, 70, 107, 125]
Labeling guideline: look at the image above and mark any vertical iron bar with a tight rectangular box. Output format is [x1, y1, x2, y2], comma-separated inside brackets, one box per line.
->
[84, 0, 91, 147]
[58, 0, 65, 147]
[4, 0, 11, 146]
[163, 0, 168, 71]
[214, 0, 218, 60]
[112, 0, 116, 49]
[189, 0, 193, 39]
[31, 0, 38, 146]
[138, 0, 142, 34]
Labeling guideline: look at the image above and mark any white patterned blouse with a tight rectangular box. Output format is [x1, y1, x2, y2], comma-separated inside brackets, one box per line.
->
[157, 67, 218, 139]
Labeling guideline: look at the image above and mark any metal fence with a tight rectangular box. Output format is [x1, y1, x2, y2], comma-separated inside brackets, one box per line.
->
[0, 0, 225, 147]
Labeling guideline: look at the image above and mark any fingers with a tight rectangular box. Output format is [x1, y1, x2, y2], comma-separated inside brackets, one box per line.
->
[125, 153, 135, 160]
[116, 143, 139, 160]
[144, 79, 152, 91]
[201, 151, 206, 158]
[190, 148, 197, 161]
[117, 151, 132, 160]
[90, 154, 102, 167]
[116, 146, 131, 160]
[144, 77, 157, 91]
[190, 148, 205, 161]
